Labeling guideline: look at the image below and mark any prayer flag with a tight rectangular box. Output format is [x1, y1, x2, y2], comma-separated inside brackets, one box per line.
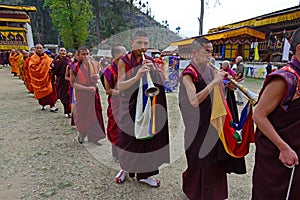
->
[254, 43, 259, 61]
[221, 44, 225, 60]
[211, 84, 254, 158]
[230, 101, 255, 157]
[210, 83, 237, 157]
[282, 38, 290, 61]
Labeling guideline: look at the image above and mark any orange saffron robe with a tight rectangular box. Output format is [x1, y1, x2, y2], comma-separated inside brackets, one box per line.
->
[23, 57, 34, 93]
[9, 52, 21, 76]
[18, 54, 26, 81]
[29, 53, 53, 99]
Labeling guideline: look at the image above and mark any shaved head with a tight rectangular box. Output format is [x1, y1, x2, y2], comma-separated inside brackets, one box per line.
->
[290, 27, 300, 54]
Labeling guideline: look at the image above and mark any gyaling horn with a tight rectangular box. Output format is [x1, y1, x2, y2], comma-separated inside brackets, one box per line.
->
[141, 51, 160, 97]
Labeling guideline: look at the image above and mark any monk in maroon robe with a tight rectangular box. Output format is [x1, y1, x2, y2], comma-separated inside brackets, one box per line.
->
[66, 50, 79, 126]
[252, 27, 300, 200]
[179, 37, 245, 200]
[103, 45, 126, 161]
[52, 47, 71, 117]
[117, 31, 169, 187]
[70, 46, 105, 144]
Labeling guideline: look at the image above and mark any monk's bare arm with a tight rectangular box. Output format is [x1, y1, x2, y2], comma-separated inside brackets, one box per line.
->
[65, 65, 70, 81]
[253, 77, 299, 166]
[117, 59, 145, 91]
[182, 71, 224, 107]
[104, 76, 119, 96]
[70, 70, 76, 87]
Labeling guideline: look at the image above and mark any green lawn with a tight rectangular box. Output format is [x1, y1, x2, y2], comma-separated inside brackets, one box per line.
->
[244, 77, 264, 85]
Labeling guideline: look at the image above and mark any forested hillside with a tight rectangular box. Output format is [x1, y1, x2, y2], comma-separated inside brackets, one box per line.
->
[0, 0, 181, 50]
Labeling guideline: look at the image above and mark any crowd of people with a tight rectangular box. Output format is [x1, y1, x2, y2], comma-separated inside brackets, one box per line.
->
[2, 28, 300, 199]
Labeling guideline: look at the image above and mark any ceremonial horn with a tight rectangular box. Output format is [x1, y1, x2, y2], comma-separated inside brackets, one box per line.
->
[209, 62, 258, 105]
[141, 52, 160, 97]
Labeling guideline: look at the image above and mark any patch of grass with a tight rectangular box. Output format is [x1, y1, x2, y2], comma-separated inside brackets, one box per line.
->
[57, 180, 73, 189]
[20, 193, 31, 199]
[52, 127, 60, 131]
[40, 188, 56, 198]
[244, 77, 264, 85]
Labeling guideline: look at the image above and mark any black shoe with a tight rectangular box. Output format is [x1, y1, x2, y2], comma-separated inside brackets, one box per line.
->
[78, 137, 83, 144]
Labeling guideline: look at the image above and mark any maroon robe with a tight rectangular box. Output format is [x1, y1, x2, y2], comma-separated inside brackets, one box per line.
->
[52, 56, 71, 114]
[117, 52, 169, 177]
[72, 61, 105, 142]
[179, 63, 245, 200]
[103, 61, 119, 145]
[252, 56, 300, 199]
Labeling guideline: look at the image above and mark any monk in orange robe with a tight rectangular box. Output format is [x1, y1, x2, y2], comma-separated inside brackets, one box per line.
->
[29, 44, 58, 112]
[18, 51, 25, 81]
[23, 51, 34, 93]
[9, 49, 21, 76]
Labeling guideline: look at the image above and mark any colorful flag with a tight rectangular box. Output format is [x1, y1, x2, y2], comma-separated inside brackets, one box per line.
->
[221, 44, 225, 60]
[210, 84, 255, 158]
[230, 101, 255, 157]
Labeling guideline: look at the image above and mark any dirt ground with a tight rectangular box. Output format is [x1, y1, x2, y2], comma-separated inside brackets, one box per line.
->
[0, 66, 263, 200]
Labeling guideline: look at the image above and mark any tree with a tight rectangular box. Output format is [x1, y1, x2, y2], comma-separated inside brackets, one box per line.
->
[198, 0, 205, 35]
[0, 0, 23, 4]
[129, 0, 135, 30]
[44, 0, 93, 49]
[96, 0, 129, 39]
[198, 0, 220, 35]
[176, 26, 181, 34]
[89, 0, 101, 47]
[4, 0, 175, 47]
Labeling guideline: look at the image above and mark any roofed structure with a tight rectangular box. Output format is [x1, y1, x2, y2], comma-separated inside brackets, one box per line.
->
[0, 4, 36, 51]
[170, 5, 300, 61]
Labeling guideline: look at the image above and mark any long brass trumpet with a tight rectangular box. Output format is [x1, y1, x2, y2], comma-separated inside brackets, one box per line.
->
[141, 52, 160, 97]
[209, 62, 258, 105]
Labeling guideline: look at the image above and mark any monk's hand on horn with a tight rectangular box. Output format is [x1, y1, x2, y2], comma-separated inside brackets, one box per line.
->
[136, 65, 150, 80]
[142, 59, 155, 71]
[213, 70, 226, 84]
